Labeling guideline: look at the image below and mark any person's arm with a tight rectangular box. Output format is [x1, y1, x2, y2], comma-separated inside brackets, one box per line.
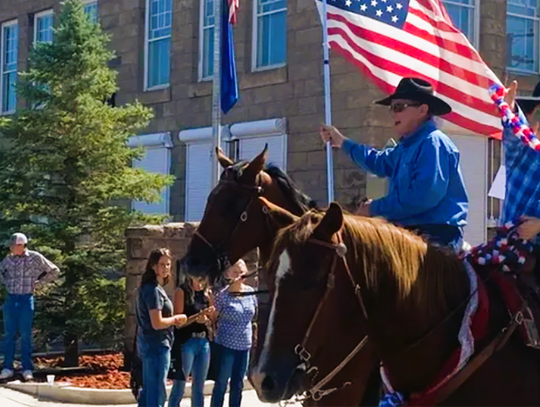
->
[0, 258, 6, 286]
[145, 285, 184, 330]
[370, 138, 451, 220]
[34, 253, 60, 285]
[518, 216, 540, 240]
[341, 139, 396, 178]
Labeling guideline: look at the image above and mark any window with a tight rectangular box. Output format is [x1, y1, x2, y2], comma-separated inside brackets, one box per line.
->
[84, 1, 98, 24]
[127, 133, 173, 215]
[180, 119, 287, 221]
[1, 21, 18, 115]
[199, 0, 215, 80]
[253, 0, 287, 70]
[507, 0, 539, 72]
[145, 0, 172, 89]
[34, 10, 54, 44]
[442, 0, 477, 45]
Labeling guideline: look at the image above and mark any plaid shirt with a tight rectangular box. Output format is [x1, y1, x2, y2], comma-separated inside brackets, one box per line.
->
[502, 109, 540, 226]
[0, 250, 59, 295]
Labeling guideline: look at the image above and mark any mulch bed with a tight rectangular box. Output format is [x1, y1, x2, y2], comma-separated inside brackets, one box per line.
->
[34, 352, 132, 389]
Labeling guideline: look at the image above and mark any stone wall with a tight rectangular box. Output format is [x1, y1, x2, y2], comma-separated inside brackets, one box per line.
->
[124, 222, 259, 366]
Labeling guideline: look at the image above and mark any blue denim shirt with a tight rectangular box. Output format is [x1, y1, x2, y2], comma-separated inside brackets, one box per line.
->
[341, 120, 468, 227]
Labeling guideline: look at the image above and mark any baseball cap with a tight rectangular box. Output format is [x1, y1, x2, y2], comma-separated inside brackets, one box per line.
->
[10, 233, 28, 245]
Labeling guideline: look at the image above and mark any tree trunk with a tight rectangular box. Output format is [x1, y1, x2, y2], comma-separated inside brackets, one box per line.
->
[63, 333, 79, 367]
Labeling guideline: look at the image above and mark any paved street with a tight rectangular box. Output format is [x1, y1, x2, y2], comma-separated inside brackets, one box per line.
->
[0, 386, 293, 407]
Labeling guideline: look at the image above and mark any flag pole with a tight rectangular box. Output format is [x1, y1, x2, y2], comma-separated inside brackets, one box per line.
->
[211, 0, 223, 188]
[321, 0, 334, 203]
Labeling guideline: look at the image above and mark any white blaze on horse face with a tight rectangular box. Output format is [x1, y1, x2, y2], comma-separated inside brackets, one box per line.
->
[257, 250, 290, 370]
[275, 250, 291, 281]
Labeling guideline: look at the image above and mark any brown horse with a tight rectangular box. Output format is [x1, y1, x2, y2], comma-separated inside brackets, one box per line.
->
[180, 146, 380, 406]
[252, 201, 540, 405]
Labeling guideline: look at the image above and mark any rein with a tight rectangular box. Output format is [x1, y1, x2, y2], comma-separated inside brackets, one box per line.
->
[299, 230, 527, 406]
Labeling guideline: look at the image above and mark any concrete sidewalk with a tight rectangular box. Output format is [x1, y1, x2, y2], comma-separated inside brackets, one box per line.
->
[0, 386, 297, 407]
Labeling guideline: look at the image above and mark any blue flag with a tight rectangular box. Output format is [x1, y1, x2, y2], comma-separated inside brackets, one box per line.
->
[221, 0, 239, 114]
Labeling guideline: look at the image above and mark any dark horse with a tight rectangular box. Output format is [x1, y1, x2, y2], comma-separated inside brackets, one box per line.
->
[253, 201, 540, 405]
[181, 146, 380, 406]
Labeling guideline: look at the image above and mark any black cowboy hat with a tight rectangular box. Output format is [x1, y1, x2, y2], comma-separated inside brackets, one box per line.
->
[374, 77, 452, 116]
[516, 80, 540, 114]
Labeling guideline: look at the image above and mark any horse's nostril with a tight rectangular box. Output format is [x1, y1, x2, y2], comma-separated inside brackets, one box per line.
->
[261, 375, 276, 394]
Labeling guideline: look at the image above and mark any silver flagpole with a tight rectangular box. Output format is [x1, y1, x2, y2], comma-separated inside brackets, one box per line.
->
[321, 0, 334, 203]
[211, 0, 223, 188]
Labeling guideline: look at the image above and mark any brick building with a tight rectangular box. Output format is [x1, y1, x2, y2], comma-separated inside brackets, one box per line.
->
[0, 0, 539, 245]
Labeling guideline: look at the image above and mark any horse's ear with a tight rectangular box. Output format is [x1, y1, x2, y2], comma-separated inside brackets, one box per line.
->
[241, 144, 268, 183]
[313, 202, 344, 240]
[259, 197, 298, 227]
[216, 147, 234, 168]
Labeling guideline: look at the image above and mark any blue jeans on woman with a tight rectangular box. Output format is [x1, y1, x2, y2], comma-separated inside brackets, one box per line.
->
[3, 294, 34, 371]
[210, 344, 250, 407]
[169, 337, 211, 407]
[137, 338, 171, 407]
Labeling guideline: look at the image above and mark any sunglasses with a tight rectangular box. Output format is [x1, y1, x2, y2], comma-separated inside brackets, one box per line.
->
[389, 102, 421, 113]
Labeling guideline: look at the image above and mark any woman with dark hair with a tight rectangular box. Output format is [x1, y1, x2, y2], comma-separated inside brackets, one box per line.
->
[168, 274, 215, 407]
[135, 248, 186, 407]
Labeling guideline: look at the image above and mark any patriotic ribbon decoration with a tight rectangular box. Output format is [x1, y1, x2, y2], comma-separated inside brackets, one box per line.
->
[489, 84, 540, 152]
[466, 220, 534, 273]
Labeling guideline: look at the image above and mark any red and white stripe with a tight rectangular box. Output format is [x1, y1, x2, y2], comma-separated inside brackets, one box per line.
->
[315, 0, 503, 137]
[229, 0, 239, 24]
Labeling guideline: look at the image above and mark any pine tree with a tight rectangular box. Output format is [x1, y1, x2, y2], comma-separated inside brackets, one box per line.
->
[0, 0, 172, 366]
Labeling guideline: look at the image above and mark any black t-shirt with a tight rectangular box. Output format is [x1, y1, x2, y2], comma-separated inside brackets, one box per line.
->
[174, 286, 210, 343]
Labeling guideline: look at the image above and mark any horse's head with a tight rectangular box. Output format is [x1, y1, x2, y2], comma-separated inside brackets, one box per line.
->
[180, 144, 314, 285]
[251, 202, 373, 402]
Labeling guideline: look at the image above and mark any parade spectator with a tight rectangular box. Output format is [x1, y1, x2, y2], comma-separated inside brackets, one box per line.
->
[0, 233, 60, 382]
[320, 77, 469, 249]
[211, 260, 257, 407]
[169, 275, 214, 407]
[136, 248, 186, 407]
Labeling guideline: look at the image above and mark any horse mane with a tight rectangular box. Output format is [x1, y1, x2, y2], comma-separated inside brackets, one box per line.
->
[220, 161, 318, 213]
[270, 210, 469, 320]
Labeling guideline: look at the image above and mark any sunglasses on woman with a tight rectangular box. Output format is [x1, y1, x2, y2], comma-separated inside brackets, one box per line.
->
[389, 102, 421, 113]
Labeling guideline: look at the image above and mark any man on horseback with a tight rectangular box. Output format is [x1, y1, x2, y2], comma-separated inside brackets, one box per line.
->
[320, 77, 468, 249]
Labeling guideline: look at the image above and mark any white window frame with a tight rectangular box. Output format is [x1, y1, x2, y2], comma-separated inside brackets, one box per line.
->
[506, 0, 540, 74]
[0, 20, 18, 115]
[34, 9, 54, 45]
[230, 118, 288, 168]
[198, 0, 214, 81]
[83, 0, 99, 24]
[442, 0, 480, 47]
[144, 0, 172, 91]
[251, 0, 287, 72]
[127, 132, 173, 215]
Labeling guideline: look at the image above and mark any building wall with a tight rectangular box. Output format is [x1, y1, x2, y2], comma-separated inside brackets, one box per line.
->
[1, 0, 540, 235]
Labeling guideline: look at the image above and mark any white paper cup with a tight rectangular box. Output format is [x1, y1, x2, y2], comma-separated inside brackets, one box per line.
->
[47, 375, 55, 385]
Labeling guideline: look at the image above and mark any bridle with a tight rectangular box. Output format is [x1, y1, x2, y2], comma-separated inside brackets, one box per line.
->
[193, 174, 273, 276]
[283, 233, 371, 403]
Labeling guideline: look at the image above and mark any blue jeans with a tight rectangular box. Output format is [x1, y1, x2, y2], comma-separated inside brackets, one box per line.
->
[210, 344, 249, 407]
[137, 338, 171, 407]
[169, 337, 211, 407]
[3, 294, 34, 371]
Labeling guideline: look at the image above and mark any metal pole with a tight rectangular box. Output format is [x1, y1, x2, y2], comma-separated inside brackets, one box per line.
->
[211, 0, 223, 188]
[321, 0, 334, 203]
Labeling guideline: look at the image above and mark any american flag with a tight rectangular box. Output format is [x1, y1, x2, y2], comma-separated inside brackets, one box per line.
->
[315, 0, 503, 137]
[229, 0, 239, 24]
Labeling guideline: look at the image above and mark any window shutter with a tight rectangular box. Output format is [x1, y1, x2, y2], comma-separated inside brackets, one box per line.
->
[239, 135, 287, 170]
[450, 134, 488, 246]
[132, 147, 171, 214]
